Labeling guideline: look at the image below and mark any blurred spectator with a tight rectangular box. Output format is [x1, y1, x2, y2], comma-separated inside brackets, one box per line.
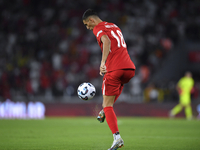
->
[0, 0, 199, 102]
[144, 83, 158, 103]
[197, 104, 200, 119]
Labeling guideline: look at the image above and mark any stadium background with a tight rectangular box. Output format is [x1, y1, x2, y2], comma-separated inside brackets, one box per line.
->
[0, 0, 200, 118]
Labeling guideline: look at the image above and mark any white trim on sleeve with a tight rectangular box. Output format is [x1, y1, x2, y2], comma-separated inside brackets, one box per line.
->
[97, 30, 103, 37]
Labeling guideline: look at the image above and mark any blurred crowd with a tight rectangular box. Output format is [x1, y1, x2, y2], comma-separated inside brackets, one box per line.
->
[0, 0, 200, 102]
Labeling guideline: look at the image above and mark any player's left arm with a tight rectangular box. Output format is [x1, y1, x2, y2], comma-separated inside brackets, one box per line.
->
[100, 34, 111, 76]
[176, 80, 182, 95]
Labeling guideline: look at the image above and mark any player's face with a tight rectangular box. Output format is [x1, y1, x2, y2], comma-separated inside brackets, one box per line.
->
[83, 18, 95, 30]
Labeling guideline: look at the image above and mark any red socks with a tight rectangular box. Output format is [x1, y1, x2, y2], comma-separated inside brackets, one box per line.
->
[104, 106, 119, 134]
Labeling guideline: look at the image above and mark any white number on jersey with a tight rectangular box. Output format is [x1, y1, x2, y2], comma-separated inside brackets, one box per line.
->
[111, 30, 126, 48]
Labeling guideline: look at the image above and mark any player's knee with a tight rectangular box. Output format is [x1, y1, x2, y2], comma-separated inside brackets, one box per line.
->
[102, 103, 113, 108]
[102, 103, 104, 108]
[102, 98, 115, 108]
[185, 104, 191, 108]
[102, 95, 116, 108]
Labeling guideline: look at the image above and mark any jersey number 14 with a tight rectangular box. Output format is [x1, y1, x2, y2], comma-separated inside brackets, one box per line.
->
[111, 30, 126, 48]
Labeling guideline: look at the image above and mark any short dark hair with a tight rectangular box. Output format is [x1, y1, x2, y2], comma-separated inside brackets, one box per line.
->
[82, 9, 98, 20]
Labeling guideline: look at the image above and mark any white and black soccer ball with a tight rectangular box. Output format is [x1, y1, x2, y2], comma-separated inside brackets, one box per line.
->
[77, 82, 96, 100]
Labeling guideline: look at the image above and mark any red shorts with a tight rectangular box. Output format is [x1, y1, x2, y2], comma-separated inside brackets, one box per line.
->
[102, 69, 135, 96]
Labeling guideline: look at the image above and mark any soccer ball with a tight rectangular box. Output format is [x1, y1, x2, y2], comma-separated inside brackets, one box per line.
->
[77, 82, 96, 100]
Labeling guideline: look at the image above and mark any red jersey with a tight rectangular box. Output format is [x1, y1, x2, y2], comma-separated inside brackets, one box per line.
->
[93, 21, 135, 72]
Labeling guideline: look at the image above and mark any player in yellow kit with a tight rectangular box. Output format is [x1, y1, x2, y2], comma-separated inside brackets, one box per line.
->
[169, 71, 194, 120]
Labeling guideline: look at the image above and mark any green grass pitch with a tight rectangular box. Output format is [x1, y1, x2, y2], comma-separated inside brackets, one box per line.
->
[0, 117, 199, 150]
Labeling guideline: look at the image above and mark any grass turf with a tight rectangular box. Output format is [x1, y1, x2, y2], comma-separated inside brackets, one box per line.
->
[0, 117, 199, 150]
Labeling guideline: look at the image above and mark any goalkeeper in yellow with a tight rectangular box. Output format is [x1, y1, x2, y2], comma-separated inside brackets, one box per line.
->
[169, 71, 194, 120]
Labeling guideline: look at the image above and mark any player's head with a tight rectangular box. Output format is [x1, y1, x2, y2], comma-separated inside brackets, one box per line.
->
[82, 9, 101, 30]
[82, 9, 98, 21]
[185, 71, 192, 78]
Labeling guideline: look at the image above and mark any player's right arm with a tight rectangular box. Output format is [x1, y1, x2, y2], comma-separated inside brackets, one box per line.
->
[100, 34, 111, 76]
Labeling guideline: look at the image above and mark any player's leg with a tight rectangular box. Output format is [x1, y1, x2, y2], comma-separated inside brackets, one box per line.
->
[114, 84, 124, 103]
[97, 71, 122, 123]
[113, 69, 135, 103]
[103, 95, 117, 133]
[100, 70, 135, 149]
[183, 96, 193, 120]
[169, 104, 183, 117]
[180, 95, 193, 120]
[97, 84, 124, 123]
[102, 71, 125, 149]
[170, 95, 185, 118]
[185, 104, 193, 120]
[103, 95, 124, 150]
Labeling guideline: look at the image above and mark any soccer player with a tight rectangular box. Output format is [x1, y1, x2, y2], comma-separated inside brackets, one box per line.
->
[82, 9, 136, 150]
[169, 71, 194, 120]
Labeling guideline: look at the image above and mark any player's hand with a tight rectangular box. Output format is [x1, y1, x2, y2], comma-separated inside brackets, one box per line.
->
[100, 62, 107, 76]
